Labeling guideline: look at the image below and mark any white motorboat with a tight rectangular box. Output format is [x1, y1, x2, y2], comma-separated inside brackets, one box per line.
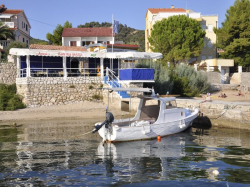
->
[93, 88, 199, 142]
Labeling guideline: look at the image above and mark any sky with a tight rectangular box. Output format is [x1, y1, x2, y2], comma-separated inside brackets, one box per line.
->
[2, 0, 235, 41]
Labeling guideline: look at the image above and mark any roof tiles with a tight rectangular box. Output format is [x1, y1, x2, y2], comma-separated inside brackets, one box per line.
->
[148, 8, 186, 14]
[62, 27, 113, 37]
[30, 44, 87, 52]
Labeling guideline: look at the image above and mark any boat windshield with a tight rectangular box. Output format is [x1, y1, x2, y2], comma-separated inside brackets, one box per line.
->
[166, 100, 177, 109]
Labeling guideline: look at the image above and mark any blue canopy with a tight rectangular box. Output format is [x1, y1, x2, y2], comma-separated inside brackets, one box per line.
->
[119, 68, 154, 80]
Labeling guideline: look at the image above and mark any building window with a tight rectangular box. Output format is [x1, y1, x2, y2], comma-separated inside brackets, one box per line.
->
[23, 38, 25, 42]
[82, 41, 86, 46]
[22, 21, 23, 28]
[26, 40, 29, 44]
[26, 24, 28, 31]
[204, 39, 206, 47]
[70, 41, 76, 46]
[202, 56, 206, 60]
[208, 56, 213, 59]
[208, 24, 213, 32]
[202, 25, 206, 30]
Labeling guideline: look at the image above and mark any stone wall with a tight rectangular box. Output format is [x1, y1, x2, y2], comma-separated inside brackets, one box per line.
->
[176, 99, 250, 128]
[240, 73, 250, 92]
[230, 73, 241, 84]
[16, 77, 103, 107]
[205, 72, 221, 84]
[210, 84, 239, 91]
[0, 62, 16, 84]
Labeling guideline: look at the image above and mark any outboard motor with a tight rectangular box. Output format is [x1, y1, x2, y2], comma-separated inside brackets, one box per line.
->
[92, 111, 114, 133]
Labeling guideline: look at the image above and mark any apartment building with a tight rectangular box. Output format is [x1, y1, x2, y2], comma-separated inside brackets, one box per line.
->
[0, 4, 32, 49]
[145, 5, 218, 63]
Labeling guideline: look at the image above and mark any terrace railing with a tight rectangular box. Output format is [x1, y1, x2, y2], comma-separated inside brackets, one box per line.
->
[19, 68, 100, 78]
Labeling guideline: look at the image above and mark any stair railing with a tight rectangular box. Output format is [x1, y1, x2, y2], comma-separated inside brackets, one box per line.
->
[106, 68, 129, 88]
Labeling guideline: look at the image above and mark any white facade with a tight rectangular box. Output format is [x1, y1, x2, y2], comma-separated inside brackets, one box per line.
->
[145, 7, 218, 63]
[62, 36, 113, 47]
[0, 6, 31, 49]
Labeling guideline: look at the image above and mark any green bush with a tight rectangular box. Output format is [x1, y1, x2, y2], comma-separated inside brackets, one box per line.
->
[6, 95, 26, 111]
[92, 94, 103, 100]
[135, 61, 211, 97]
[0, 83, 26, 111]
[89, 85, 94, 89]
[172, 64, 211, 97]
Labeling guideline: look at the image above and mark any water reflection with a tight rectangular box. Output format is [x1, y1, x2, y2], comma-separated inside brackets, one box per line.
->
[0, 120, 250, 186]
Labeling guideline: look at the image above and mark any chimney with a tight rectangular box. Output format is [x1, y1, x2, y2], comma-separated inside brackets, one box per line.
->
[186, 9, 190, 13]
[171, 5, 174, 9]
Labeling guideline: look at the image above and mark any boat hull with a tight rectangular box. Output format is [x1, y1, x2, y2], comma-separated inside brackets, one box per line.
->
[96, 109, 198, 142]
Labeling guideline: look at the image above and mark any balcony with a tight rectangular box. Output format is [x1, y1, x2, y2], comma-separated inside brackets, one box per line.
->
[0, 40, 10, 49]
[3, 22, 14, 28]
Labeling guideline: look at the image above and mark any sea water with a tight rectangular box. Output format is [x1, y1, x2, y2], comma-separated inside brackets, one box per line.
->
[0, 119, 250, 186]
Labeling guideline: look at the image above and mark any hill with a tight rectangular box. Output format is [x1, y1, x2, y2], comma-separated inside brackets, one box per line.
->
[31, 38, 49, 45]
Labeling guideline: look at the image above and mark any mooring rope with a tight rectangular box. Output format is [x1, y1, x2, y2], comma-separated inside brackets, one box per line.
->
[74, 130, 93, 137]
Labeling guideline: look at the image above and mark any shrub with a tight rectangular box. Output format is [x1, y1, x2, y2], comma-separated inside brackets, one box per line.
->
[172, 64, 211, 97]
[6, 95, 26, 111]
[92, 94, 103, 100]
[69, 85, 75, 88]
[0, 84, 26, 111]
[89, 85, 94, 89]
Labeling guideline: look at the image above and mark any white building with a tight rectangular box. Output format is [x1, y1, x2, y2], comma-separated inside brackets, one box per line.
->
[0, 4, 32, 49]
[145, 6, 218, 63]
[62, 27, 139, 52]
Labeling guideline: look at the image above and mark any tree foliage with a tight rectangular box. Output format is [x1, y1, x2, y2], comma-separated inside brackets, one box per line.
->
[78, 22, 145, 52]
[0, 21, 15, 40]
[4, 41, 27, 57]
[214, 0, 250, 66]
[148, 15, 205, 64]
[78, 21, 112, 28]
[31, 38, 49, 45]
[136, 61, 211, 97]
[0, 84, 26, 111]
[172, 64, 211, 97]
[46, 21, 72, 45]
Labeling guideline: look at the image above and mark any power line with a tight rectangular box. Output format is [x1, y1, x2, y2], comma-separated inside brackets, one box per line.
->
[28, 17, 57, 27]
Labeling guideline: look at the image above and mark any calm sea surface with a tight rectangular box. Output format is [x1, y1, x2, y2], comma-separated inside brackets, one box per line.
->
[0, 119, 250, 186]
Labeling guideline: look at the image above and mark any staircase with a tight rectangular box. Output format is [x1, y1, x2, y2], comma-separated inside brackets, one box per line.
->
[107, 79, 130, 98]
[105, 68, 130, 98]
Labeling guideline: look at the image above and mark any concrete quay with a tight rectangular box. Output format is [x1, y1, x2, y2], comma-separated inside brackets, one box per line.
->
[176, 98, 250, 130]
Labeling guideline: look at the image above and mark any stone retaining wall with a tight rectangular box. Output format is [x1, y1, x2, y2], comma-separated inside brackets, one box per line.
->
[176, 99, 250, 129]
[0, 62, 16, 84]
[16, 77, 103, 107]
[205, 72, 221, 84]
[240, 73, 250, 92]
[210, 84, 239, 91]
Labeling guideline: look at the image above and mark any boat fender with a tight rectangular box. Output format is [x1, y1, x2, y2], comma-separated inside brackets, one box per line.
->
[92, 112, 114, 133]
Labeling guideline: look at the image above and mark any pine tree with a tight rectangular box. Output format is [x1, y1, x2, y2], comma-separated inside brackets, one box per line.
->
[148, 15, 206, 65]
[214, 0, 250, 66]
[46, 21, 72, 45]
